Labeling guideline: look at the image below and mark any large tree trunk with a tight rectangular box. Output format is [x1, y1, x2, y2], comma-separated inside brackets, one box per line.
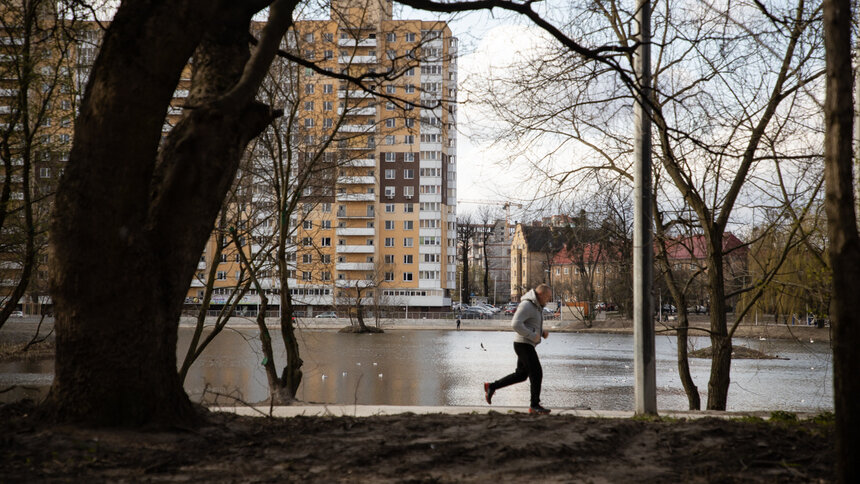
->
[704, 243, 731, 410]
[41, 0, 288, 427]
[823, 0, 860, 480]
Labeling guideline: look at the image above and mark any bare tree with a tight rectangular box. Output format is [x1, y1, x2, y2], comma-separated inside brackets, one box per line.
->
[0, 0, 81, 329]
[456, 214, 477, 305]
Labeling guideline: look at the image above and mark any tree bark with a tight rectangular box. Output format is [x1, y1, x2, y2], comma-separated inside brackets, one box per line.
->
[42, 0, 287, 427]
[823, 0, 860, 480]
[704, 244, 730, 410]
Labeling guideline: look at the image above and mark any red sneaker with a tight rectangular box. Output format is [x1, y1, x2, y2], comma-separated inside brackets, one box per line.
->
[529, 405, 551, 415]
[483, 382, 494, 405]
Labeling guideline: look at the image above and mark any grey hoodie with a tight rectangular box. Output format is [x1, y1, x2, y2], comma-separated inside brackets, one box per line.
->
[511, 289, 544, 346]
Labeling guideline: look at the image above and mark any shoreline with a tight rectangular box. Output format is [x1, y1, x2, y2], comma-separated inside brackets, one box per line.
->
[0, 315, 831, 345]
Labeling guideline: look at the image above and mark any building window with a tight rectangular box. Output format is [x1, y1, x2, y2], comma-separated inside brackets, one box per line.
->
[386, 102, 395, 111]
[385, 152, 396, 162]
[302, 271, 312, 281]
[403, 272, 413, 281]
[385, 135, 395, 145]
[404, 203, 414, 213]
[385, 186, 396, 198]
[302, 254, 313, 264]
[385, 272, 395, 281]
[385, 118, 396, 128]
[303, 220, 313, 229]
[403, 186, 414, 198]
[384, 169, 395, 179]
[385, 203, 395, 212]
[323, 83, 333, 93]
[323, 101, 333, 111]
[302, 237, 312, 246]
[404, 152, 415, 162]
[386, 84, 396, 94]
[39, 167, 51, 178]
[322, 271, 331, 281]
[304, 33, 314, 42]
[403, 220, 413, 230]
[384, 254, 395, 264]
[217, 271, 227, 280]
[403, 254, 413, 264]
[385, 237, 395, 247]
[321, 220, 331, 229]
[305, 84, 315, 94]
[404, 135, 414, 144]
[386, 32, 396, 42]
[405, 33, 416, 42]
[321, 237, 331, 247]
[304, 118, 314, 128]
[403, 237, 413, 247]
[403, 169, 414, 179]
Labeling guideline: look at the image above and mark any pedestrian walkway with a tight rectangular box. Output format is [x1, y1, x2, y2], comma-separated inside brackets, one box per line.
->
[212, 404, 786, 420]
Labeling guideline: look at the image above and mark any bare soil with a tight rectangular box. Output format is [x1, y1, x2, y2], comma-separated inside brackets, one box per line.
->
[0, 400, 834, 483]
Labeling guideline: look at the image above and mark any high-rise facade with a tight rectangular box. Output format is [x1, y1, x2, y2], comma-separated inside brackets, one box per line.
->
[186, 0, 458, 313]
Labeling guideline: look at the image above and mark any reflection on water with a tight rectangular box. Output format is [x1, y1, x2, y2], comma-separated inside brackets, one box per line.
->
[1, 328, 834, 412]
[179, 329, 833, 412]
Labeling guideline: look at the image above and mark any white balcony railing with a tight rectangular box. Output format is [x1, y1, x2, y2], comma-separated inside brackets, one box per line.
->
[337, 106, 377, 116]
[343, 158, 376, 168]
[336, 227, 375, 237]
[337, 176, 375, 185]
[338, 124, 376, 133]
[338, 55, 377, 64]
[338, 89, 373, 99]
[336, 262, 375, 271]
[337, 38, 377, 48]
[336, 193, 376, 202]
[335, 245, 375, 254]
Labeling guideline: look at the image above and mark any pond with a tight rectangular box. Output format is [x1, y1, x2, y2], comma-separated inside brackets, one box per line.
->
[1, 328, 833, 413]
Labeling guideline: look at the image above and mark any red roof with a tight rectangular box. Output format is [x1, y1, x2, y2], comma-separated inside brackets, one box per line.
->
[552, 233, 747, 264]
[662, 233, 747, 260]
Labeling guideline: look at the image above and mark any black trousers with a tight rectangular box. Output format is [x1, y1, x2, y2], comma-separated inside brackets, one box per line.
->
[489, 342, 542, 407]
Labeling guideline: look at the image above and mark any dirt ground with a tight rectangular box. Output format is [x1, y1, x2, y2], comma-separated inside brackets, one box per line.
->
[0, 400, 834, 483]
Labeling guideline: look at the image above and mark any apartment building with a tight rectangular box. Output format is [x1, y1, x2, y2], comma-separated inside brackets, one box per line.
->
[0, 5, 88, 315]
[186, 0, 458, 314]
[0, 2, 456, 316]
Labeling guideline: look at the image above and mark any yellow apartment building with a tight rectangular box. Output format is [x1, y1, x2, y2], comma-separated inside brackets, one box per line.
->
[185, 0, 458, 314]
[0, 1, 456, 316]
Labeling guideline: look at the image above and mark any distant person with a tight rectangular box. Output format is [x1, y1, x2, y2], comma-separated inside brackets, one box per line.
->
[483, 284, 552, 414]
[456, 312, 461, 330]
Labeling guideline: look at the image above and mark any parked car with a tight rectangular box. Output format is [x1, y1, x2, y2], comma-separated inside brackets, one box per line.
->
[475, 303, 500, 314]
[460, 307, 486, 319]
[10, 310, 23, 317]
[504, 306, 517, 316]
[314, 311, 337, 318]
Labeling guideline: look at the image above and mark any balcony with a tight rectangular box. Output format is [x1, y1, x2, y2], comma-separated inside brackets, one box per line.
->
[336, 262, 375, 271]
[337, 176, 375, 185]
[338, 89, 373, 99]
[338, 55, 377, 64]
[197, 261, 206, 270]
[336, 245, 375, 254]
[337, 211, 375, 219]
[343, 158, 376, 168]
[337, 106, 377, 116]
[338, 38, 377, 47]
[336, 279, 376, 288]
[338, 123, 376, 133]
[337, 193, 376, 202]
[336, 227, 375, 237]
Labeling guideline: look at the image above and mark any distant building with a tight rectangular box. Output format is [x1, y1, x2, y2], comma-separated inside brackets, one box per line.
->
[509, 223, 565, 302]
